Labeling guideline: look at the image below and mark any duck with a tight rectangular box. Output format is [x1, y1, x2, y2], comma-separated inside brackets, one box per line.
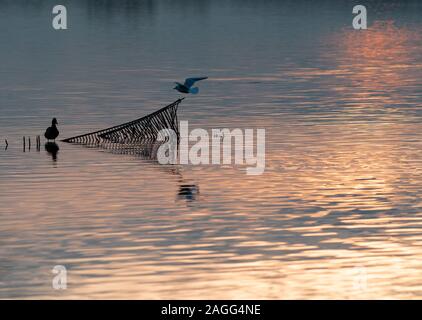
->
[44, 118, 59, 141]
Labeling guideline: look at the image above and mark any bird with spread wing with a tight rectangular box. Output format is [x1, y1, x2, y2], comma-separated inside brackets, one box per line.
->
[174, 77, 208, 94]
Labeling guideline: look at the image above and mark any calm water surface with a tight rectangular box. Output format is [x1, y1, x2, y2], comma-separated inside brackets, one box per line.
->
[1, 0, 422, 299]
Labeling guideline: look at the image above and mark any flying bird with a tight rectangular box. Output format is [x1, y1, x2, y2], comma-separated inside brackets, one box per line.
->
[44, 118, 59, 141]
[174, 77, 208, 94]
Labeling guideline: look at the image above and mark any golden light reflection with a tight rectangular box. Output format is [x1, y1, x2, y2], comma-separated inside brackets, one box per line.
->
[327, 20, 422, 107]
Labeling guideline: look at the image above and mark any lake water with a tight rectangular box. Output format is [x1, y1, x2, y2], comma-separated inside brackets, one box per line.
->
[1, 0, 422, 299]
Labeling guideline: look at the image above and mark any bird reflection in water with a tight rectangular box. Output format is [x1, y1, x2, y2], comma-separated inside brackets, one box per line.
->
[45, 142, 59, 161]
[166, 167, 200, 203]
[177, 183, 199, 202]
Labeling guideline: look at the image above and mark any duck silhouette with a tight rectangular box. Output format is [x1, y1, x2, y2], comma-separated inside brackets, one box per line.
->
[44, 118, 59, 141]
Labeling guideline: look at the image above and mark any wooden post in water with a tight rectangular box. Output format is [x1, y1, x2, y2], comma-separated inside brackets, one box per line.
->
[28, 136, 31, 151]
[23, 136, 25, 152]
[4, 139, 8, 150]
[36, 135, 40, 151]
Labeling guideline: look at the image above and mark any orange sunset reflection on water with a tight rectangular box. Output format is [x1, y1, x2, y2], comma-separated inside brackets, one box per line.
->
[328, 20, 422, 111]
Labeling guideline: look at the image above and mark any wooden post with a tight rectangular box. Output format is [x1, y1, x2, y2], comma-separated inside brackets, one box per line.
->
[28, 137, 31, 151]
[23, 136, 25, 152]
[4, 139, 7, 150]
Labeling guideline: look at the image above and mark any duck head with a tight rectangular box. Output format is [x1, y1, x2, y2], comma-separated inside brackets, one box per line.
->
[52, 118, 58, 126]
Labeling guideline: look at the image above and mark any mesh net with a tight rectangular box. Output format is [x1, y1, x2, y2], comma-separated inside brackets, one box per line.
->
[62, 98, 183, 158]
[62, 98, 182, 144]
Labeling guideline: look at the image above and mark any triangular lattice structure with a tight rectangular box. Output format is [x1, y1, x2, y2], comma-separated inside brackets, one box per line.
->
[63, 98, 182, 145]
[62, 98, 183, 158]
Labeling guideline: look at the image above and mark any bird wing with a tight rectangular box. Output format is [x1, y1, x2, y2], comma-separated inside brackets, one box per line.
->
[184, 77, 208, 88]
